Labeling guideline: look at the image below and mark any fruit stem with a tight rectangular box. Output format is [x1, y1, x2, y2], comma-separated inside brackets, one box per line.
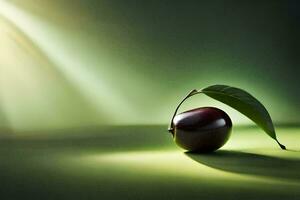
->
[168, 89, 199, 136]
[276, 139, 286, 150]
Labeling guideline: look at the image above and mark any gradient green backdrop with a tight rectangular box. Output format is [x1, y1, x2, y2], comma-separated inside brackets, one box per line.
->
[0, 0, 299, 132]
[1, 1, 300, 199]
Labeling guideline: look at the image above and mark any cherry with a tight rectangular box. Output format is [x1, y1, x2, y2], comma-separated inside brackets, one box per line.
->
[168, 90, 232, 152]
[169, 107, 232, 152]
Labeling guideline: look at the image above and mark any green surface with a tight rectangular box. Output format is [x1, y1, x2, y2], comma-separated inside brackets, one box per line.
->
[1, 125, 299, 199]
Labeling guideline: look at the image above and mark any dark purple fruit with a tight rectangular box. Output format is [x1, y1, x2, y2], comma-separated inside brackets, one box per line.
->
[169, 107, 232, 152]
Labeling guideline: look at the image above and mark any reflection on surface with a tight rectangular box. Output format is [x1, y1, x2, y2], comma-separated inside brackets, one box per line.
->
[0, 126, 300, 200]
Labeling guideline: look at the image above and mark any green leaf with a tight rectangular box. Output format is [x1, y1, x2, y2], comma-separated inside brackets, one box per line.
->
[199, 85, 285, 149]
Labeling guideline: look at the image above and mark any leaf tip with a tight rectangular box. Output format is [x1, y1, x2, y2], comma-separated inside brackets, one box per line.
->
[276, 140, 286, 150]
[280, 144, 286, 150]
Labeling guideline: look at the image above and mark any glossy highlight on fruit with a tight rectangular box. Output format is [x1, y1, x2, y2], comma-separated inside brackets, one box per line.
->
[169, 107, 232, 152]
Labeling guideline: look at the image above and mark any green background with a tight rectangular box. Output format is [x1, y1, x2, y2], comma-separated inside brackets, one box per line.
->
[0, 1, 300, 199]
[0, 0, 300, 132]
